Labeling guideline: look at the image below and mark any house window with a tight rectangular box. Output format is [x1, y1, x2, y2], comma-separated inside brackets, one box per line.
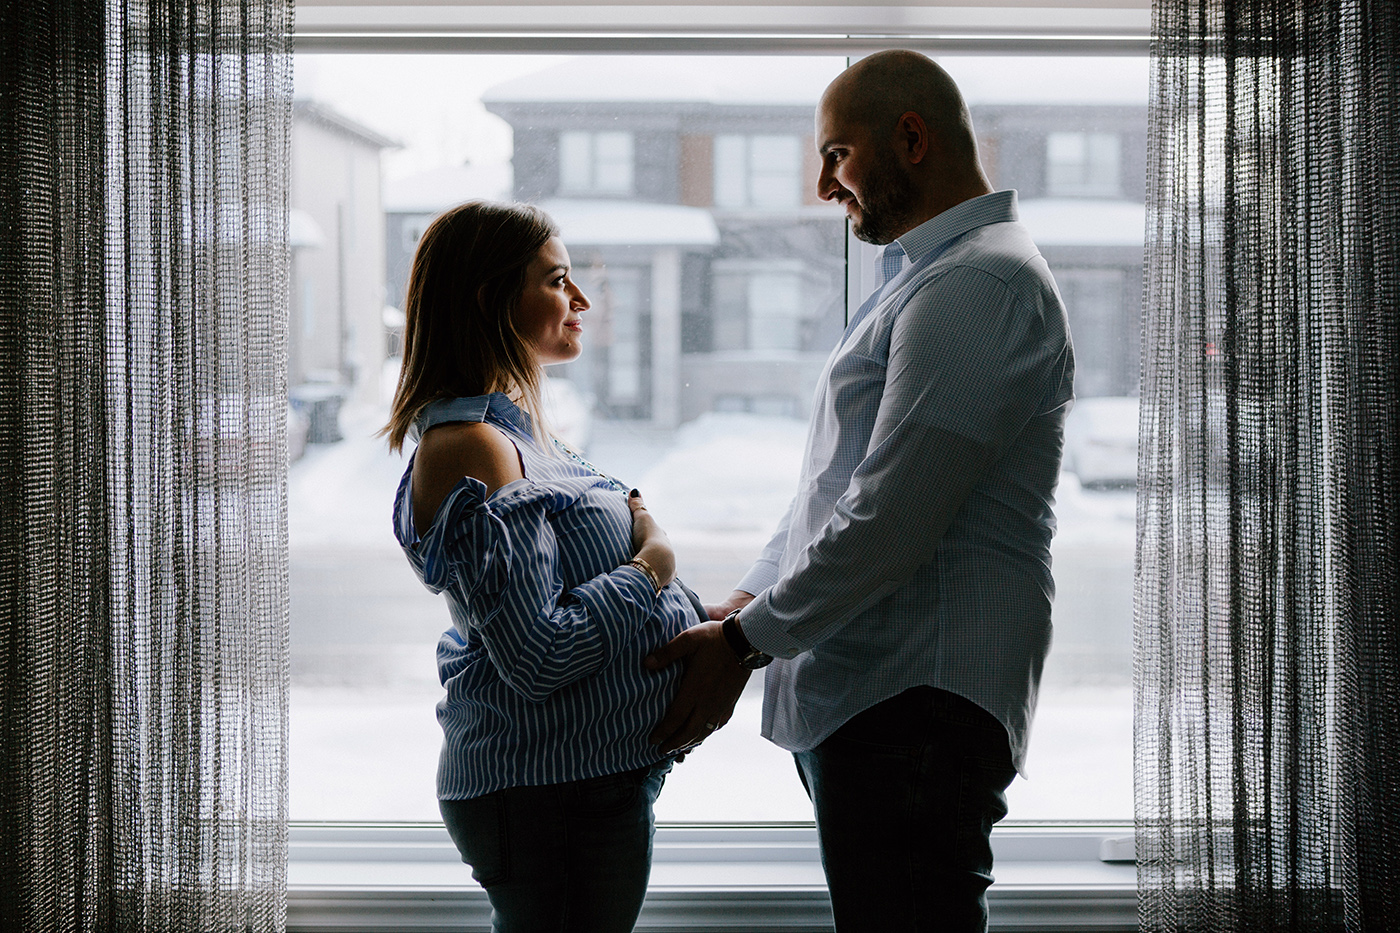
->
[1057, 268, 1129, 398]
[714, 134, 801, 209]
[711, 270, 749, 351]
[713, 262, 807, 352]
[1046, 131, 1121, 197]
[573, 264, 647, 409]
[560, 130, 634, 195]
[603, 269, 644, 402]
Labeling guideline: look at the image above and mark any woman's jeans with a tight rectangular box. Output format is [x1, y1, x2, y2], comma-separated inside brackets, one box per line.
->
[439, 761, 672, 933]
[794, 686, 1017, 933]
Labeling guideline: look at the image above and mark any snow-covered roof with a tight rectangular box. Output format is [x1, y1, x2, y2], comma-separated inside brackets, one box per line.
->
[1017, 198, 1144, 246]
[482, 56, 1147, 108]
[540, 199, 720, 247]
[293, 100, 401, 150]
[945, 57, 1148, 107]
[485, 57, 841, 106]
[383, 163, 514, 213]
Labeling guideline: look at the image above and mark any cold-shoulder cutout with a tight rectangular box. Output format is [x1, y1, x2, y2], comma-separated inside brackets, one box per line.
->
[412, 420, 526, 536]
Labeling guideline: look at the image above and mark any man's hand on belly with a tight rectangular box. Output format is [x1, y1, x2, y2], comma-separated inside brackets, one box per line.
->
[644, 622, 752, 754]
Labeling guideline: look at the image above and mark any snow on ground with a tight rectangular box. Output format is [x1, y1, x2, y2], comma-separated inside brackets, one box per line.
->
[291, 679, 812, 823]
[291, 676, 1132, 822]
[1053, 469, 1137, 547]
[289, 406, 409, 551]
[636, 412, 808, 551]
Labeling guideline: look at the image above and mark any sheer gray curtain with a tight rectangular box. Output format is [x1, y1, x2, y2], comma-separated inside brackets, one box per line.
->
[1136, 0, 1400, 929]
[0, 0, 292, 929]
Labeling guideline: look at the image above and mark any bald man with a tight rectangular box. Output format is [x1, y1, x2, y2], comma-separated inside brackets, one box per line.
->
[647, 50, 1074, 932]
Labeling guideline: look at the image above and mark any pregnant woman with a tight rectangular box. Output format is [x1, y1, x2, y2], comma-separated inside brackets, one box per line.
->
[382, 200, 698, 932]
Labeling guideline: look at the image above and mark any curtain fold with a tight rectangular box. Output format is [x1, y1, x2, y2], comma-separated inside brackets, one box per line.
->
[1136, 0, 1400, 929]
[1, 0, 292, 929]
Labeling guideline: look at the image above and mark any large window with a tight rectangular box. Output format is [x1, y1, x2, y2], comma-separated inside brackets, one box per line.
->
[288, 52, 1146, 827]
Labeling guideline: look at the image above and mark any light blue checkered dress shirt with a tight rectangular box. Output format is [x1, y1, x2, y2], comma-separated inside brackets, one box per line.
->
[737, 190, 1074, 773]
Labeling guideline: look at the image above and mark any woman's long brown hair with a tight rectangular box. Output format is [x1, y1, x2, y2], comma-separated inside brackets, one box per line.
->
[382, 201, 559, 453]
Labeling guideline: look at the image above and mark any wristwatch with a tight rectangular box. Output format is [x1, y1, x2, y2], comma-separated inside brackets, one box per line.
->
[721, 608, 773, 670]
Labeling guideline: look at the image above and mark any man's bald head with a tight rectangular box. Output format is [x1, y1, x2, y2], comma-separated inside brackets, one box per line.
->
[821, 50, 980, 168]
[814, 50, 992, 240]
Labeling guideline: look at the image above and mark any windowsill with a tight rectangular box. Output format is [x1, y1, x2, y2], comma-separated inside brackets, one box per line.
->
[287, 822, 1137, 931]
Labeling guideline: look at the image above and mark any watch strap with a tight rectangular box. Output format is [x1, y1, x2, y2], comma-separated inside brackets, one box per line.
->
[722, 609, 772, 669]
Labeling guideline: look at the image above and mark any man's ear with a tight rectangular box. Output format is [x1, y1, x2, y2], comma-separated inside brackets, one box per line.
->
[894, 110, 931, 165]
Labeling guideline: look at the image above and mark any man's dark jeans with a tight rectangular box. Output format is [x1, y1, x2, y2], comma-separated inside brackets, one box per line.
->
[795, 686, 1017, 933]
[439, 760, 671, 933]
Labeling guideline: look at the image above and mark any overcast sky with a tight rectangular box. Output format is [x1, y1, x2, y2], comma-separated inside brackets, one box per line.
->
[295, 55, 568, 179]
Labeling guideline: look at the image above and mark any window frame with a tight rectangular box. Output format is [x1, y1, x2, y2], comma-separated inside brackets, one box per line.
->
[292, 1, 1151, 56]
[287, 6, 1150, 923]
[287, 821, 1138, 931]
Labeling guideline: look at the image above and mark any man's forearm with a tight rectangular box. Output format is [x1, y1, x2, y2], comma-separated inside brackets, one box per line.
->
[706, 589, 755, 621]
[738, 425, 995, 658]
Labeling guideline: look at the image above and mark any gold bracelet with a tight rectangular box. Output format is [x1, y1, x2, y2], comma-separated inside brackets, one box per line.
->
[626, 556, 662, 594]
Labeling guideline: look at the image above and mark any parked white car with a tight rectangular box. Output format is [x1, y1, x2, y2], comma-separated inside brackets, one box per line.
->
[1063, 396, 1139, 488]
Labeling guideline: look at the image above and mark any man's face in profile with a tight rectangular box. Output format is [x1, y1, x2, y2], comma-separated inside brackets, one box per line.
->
[816, 98, 919, 246]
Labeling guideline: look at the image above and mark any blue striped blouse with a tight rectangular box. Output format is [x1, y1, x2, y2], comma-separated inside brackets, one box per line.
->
[393, 394, 695, 799]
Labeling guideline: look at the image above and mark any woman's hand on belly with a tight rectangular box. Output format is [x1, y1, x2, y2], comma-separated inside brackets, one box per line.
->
[627, 490, 676, 588]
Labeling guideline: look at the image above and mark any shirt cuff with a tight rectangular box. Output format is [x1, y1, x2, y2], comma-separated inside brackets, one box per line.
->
[736, 559, 781, 600]
[733, 591, 810, 660]
[617, 563, 661, 598]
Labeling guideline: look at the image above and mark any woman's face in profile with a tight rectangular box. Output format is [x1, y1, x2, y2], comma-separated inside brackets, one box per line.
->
[514, 236, 590, 367]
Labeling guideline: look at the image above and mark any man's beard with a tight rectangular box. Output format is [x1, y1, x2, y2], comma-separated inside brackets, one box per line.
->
[849, 150, 919, 245]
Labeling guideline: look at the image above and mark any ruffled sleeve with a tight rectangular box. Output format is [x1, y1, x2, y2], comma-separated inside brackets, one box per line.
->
[417, 478, 536, 602]
[414, 476, 660, 703]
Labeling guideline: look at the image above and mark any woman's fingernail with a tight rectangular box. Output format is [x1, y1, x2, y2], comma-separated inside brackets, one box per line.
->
[630, 488, 640, 498]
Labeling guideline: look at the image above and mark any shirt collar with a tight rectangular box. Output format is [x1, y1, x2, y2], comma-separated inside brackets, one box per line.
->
[408, 392, 532, 443]
[486, 393, 533, 435]
[895, 189, 1019, 266]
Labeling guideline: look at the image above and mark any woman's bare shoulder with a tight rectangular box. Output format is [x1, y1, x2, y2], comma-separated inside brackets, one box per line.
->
[412, 422, 525, 530]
